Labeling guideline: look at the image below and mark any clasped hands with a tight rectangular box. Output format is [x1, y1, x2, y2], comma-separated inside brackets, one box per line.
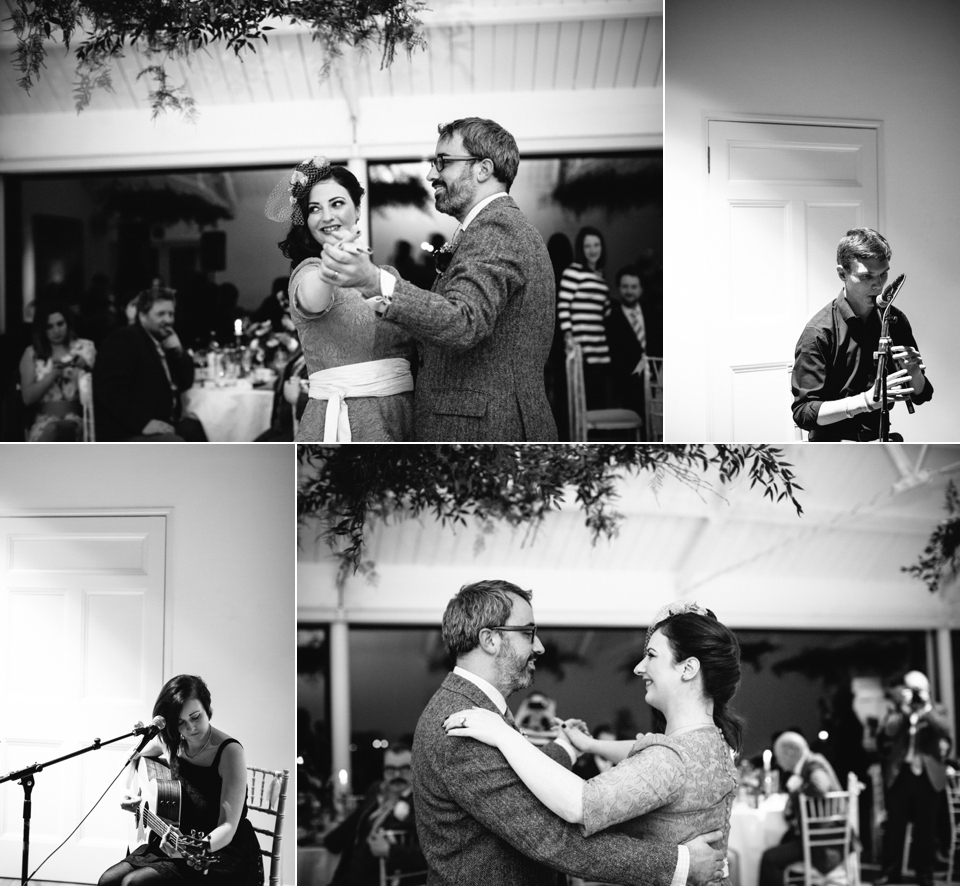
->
[316, 227, 379, 294]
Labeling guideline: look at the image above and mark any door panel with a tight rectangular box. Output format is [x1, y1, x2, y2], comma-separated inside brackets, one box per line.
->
[707, 120, 878, 440]
[0, 515, 165, 882]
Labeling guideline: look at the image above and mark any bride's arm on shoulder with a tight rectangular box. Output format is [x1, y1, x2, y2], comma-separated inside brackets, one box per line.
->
[208, 740, 248, 852]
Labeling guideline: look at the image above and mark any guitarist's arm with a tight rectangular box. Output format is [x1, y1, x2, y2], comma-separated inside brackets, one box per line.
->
[207, 741, 248, 853]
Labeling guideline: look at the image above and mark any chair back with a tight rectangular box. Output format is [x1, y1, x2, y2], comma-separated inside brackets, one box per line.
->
[643, 356, 663, 441]
[947, 771, 960, 883]
[564, 338, 587, 441]
[246, 766, 289, 886]
[78, 370, 95, 442]
[790, 773, 861, 886]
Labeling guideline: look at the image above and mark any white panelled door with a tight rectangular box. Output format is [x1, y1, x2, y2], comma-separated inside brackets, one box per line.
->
[706, 120, 879, 440]
[0, 514, 166, 883]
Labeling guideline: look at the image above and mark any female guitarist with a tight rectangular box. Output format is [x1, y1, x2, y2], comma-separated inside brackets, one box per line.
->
[98, 675, 264, 886]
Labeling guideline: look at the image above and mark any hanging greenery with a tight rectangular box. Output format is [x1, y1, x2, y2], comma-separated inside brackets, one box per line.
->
[298, 444, 804, 587]
[9, 0, 427, 117]
[551, 157, 662, 215]
[902, 479, 960, 593]
[369, 176, 433, 212]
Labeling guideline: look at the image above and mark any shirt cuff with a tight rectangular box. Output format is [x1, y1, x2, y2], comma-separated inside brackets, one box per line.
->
[551, 734, 578, 766]
[672, 844, 689, 886]
[371, 269, 396, 316]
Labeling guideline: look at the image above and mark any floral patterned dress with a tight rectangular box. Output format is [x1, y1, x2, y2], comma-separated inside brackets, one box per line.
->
[581, 726, 738, 885]
[25, 338, 96, 441]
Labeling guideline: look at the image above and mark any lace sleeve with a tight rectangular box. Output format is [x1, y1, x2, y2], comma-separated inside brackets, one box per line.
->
[581, 742, 685, 836]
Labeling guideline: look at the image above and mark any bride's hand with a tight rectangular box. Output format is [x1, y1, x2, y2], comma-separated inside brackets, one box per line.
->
[443, 708, 513, 747]
[553, 718, 595, 753]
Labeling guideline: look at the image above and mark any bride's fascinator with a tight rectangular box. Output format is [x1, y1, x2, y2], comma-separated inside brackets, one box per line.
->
[645, 601, 714, 644]
[265, 155, 333, 226]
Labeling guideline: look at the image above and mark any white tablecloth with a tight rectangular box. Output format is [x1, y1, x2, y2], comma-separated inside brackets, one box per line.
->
[182, 381, 274, 442]
[728, 794, 789, 886]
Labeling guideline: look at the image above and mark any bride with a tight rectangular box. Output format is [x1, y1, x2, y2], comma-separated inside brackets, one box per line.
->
[444, 603, 741, 878]
[266, 157, 415, 442]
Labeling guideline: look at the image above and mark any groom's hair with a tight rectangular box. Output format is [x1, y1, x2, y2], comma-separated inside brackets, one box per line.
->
[441, 579, 532, 659]
[438, 118, 520, 190]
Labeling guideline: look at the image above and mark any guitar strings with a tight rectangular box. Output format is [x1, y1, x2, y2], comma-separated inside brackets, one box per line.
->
[26, 758, 130, 883]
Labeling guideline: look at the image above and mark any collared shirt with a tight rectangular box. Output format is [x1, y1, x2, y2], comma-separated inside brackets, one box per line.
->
[792, 291, 933, 441]
[451, 666, 686, 885]
[148, 334, 179, 414]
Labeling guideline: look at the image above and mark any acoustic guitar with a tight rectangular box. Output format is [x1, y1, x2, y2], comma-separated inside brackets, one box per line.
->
[128, 756, 219, 873]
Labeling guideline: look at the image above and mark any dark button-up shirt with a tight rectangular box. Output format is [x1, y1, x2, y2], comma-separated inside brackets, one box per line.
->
[792, 291, 932, 441]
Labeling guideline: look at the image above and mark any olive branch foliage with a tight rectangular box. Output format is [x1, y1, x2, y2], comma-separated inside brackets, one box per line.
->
[902, 479, 960, 593]
[298, 445, 804, 588]
[8, 0, 427, 118]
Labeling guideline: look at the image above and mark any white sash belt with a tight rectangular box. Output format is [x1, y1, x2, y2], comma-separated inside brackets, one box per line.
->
[308, 358, 413, 442]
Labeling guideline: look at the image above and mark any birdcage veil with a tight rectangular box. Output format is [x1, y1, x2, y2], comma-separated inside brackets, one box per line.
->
[265, 155, 332, 226]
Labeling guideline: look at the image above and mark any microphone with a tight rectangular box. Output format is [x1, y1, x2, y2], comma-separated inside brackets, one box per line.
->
[134, 716, 166, 738]
[876, 273, 905, 309]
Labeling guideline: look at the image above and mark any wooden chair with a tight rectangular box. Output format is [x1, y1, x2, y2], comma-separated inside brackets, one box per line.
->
[377, 829, 428, 886]
[564, 339, 642, 441]
[946, 771, 960, 884]
[784, 773, 861, 886]
[642, 356, 663, 441]
[247, 766, 289, 886]
[78, 370, 95, 441]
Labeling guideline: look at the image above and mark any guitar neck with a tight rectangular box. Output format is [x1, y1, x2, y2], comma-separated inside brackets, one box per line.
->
[140, 807, 186, 850]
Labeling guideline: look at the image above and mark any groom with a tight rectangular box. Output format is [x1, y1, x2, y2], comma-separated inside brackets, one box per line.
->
[411, 579, 727, 885]
[318, 117, 558, 442]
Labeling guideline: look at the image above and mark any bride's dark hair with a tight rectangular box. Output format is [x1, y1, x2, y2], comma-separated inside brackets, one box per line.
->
[650, 609, 743, 754]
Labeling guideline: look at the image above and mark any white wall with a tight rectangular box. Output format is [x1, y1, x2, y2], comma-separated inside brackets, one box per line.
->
[0, 444, 295, 885]
[664, 0, 960, 440]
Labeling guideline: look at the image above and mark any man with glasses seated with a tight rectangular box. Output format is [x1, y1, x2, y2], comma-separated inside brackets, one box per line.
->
[322, 742, 426, 885]
[317, 117, 558, 442]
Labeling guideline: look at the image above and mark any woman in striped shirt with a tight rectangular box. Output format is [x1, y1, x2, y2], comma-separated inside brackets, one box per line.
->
[558, 226, 612, 408]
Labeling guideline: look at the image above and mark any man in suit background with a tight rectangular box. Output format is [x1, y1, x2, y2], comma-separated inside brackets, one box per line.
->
[93, 286, 205, 441]
[875, 671, 950, 886]
[318, 117, 557, 442]
[411, 579, 726, 886]
[758, 731, 842, 886]
[605, 265, 647, 415]
[322, 742, 426, 886]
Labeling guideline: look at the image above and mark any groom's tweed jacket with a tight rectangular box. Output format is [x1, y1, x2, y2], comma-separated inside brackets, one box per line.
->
[382, 195, 558, 441]
[411, 673, 677, 886]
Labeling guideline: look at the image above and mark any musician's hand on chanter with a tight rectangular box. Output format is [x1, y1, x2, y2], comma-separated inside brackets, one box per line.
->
[892, 344, 926, 396]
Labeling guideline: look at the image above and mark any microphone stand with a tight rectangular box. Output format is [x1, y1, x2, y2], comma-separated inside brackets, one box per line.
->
[0, 726, 151, 885]
[871, 274, 908, 443]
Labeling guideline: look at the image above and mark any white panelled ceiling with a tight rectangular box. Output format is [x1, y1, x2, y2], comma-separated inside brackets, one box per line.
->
[298, 444, 960, 631]
[0, 0, 662, 171]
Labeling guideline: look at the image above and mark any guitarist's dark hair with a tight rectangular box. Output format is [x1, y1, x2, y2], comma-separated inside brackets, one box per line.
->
[153, 674, 214, 753]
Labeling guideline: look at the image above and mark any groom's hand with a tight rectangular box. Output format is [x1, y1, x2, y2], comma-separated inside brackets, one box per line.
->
[685, 830, 726, 886]
[319, 242, 381, 298]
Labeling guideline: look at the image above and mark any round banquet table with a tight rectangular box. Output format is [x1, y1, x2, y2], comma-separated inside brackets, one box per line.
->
[182, 381, 274, 442]
[728, 792, 789, 886]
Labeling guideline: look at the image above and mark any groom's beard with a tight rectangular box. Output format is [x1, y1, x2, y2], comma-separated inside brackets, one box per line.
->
[433, 166, 476, 218]
[495, 641, 536, 696]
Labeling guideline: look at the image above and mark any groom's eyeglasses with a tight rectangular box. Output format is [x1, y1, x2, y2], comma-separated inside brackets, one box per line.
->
[488, 625, 538, 642]
[428, 154, 480, 173]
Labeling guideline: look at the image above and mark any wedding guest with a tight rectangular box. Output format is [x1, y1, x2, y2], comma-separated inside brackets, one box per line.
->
[558, 226, 612, 408]
[19, 301, 95, 441]
[605, 265, 647, 415]
[94, 285, 206, 441]
[251, 277, 290, 332]
[322, 743, 426, 885]
[266, 158, 415, 442]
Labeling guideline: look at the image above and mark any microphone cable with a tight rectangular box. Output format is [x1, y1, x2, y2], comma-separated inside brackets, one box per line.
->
[25, 756, 133, 883]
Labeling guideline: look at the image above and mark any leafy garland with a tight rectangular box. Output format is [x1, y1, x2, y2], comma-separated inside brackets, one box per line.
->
[298, 444, 804, 587]
[902, 479, 960, 593]
[9, 0, 427, 117]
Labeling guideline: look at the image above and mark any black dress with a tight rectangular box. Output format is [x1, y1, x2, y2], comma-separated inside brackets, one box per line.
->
[126, 738, 264, 884]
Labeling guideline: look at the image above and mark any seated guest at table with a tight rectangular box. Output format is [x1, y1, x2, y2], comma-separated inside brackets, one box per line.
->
[254, 347, 308, 442]
[94, 285, 206, 441]
[251, 277, 290, 332]
[266, 157, 415, 442]
[758, 732, 841, 886]
[19, 301, 95, 441]
[445, 600, 740, 881]
[322, 742, 426, 886]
